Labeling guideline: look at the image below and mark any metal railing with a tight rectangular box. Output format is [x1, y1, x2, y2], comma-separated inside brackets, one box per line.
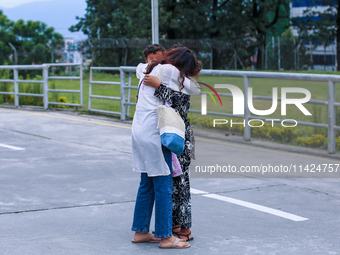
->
[0, 63, 83, 109]
[89, 67, 122, 116]
[195, 69, 340, 154]
[115, 67, 339, 154]
[0, 65, 46, 108]
[46, 63, 83, 108]
[1, 64, 339, 153]
[88, 66, 138, 117]
[120, 66, 138, 118]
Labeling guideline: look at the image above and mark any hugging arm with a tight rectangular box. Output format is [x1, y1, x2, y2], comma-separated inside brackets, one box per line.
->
[154, 84, 190, 117]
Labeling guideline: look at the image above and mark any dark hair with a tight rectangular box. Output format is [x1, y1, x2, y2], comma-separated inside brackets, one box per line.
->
[145, 47, 202, 91]
[171, 43, 183, 49]
[142, 44, 166, 60]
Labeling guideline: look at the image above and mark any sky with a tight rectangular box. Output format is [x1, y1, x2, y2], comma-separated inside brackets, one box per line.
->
[0, 0, 53, 8]
[0, 0, 87, 41]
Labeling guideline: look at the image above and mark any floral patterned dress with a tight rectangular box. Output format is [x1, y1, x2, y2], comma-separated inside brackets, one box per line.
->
[154, 84, 194, 229]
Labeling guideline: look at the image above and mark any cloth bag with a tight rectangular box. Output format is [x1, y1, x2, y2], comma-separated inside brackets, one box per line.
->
[157, 65, 186, 156]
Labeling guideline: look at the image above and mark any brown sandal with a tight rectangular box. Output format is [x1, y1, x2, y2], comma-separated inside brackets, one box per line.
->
[159, 237, 191, 249]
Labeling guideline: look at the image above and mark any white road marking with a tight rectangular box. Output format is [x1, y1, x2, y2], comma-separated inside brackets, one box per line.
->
[191, 188, 308, 222]
[190, 188, 208, 195]
[0, 143, 25, 151]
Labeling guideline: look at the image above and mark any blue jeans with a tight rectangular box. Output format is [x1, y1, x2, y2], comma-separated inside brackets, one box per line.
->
[132, 146, 173, 239]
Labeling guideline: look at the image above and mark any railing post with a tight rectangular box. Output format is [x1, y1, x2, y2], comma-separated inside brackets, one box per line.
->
[42, 65, 49, 110]
[126, 72, 132, 117]
[80, 64, 83, 107]
[327, 80, 336, 153]
[13, 68, 19, 107]
[243, 76, 251, 141]
[89, 67, 92, 110]
[120, 68, 126, 121]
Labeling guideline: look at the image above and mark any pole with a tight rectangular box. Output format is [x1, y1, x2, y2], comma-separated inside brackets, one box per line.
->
[210, 47, 213, 69]
[42, 66, 49, 110]
[80, 64, 83, 107]
[46, 43, 54, 75]
[327, 81, 336, 153]
[120, 69, 127, 121]
[265, 42, 269, 70]
[89, 68, 92, 110]
[124, 47, 128, 66]
[310, 40, 313, 69]
[294, 39, 296, 70]
[151, 0, 159, 44]
[278, 37, 281, 70]
[234, 49, 237, 69]
[334, 39, 337, 70]
[297, 43, 300, 70]
[8, 43, 18, 65]
[243, 76, 251, 141]
[324, 42, 326, 71]
[13, 69, 19, 107]
[262, 44, 264, 70]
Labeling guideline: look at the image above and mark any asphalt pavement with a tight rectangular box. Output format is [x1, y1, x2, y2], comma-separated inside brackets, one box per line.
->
[0, 107, 339, 255]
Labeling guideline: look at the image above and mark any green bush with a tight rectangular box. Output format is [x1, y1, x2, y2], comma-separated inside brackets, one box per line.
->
[0, 69, 12, 104]
[296, 137, 306, 146]
[280, 128, 299, 143]
[268, 127, 282, 141]
[230, 118, 244, 133]
[58, 96, 67, 103]
[251, 124, 269, 138]
[186, 115, 338, 151]
[52, 96, 78, 109]
[296, 134, 327, 148]
[336, 136, 340, 150]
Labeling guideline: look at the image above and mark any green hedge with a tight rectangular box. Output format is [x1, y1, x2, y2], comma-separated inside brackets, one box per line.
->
[189, 115, 340, 150]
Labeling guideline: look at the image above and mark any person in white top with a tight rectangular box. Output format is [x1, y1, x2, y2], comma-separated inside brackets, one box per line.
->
[131, 47, 201, 249]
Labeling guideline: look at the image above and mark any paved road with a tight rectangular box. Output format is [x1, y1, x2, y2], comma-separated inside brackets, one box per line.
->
[0, 108, 339, 255]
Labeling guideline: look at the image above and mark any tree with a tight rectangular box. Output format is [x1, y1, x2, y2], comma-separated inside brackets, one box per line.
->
[0, 10, 63, 65]
[70, 0, 289, 69]
[69, 0, 153, 66]
[245, 0, 290, 69]
[12, 19, 64, 64]
[159, 0, 254, 68]
[0, 10, 15, 65]
[69, 0, 154, 39]
[292, 0, 338, 70]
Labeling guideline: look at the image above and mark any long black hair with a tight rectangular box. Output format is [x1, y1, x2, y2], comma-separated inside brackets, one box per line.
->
[145, 47, 202, 91]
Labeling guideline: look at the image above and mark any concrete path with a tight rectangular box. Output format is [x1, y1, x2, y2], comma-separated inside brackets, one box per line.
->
[0, 108, 339, 255]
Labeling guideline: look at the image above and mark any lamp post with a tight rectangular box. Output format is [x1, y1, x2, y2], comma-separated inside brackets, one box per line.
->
[46, 43, 54, 75]
[8, 43, 18, 65]
[151, 0, 159, 44]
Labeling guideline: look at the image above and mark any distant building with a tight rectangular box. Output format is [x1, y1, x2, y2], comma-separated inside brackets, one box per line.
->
[62, 38, 83, 64]
[290, 0, 336, 71]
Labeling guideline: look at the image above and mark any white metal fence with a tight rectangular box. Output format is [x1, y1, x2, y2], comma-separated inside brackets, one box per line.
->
[0, 63, 83, 109]
[46, 63, 83, 108]
[1, 64, 339, 154]
[0, 65, 46, 108]
[89, 67, 122, 116]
